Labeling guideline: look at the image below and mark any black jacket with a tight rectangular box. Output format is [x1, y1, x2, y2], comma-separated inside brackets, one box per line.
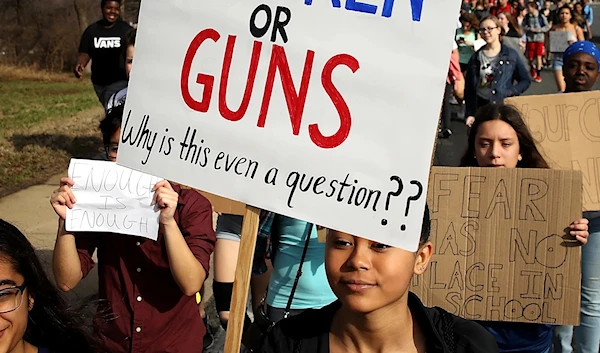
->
[259, 292, 499, 353]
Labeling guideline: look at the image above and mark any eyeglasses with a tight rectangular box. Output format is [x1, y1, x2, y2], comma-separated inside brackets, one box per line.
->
[479, 26, 498, 34]
[104, 144, 119, 160]
[0, 282, 27, 314]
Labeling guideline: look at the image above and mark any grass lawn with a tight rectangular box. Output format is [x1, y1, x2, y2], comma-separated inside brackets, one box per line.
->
[0, 66, 105, 197]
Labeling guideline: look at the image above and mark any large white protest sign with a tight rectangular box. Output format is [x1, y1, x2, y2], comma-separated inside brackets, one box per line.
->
[66, 159, 162, 240]
[117, 0, 459, 251]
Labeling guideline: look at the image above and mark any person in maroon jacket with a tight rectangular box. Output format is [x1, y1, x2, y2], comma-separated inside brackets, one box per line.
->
[49, 104, 216, 353]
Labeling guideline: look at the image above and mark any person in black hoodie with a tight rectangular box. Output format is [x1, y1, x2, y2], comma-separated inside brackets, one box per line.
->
[259, 206, 499, 353]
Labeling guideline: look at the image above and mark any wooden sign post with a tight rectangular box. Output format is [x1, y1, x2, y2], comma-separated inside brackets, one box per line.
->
[223, 206, 261, 353]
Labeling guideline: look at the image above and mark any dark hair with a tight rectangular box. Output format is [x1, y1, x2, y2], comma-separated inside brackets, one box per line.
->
[419, 204, 431, 246]
[558, 4, 576, 23]
[99, 103, 124, 145]
[477, 0, 490, 8]
[0, 220, 98, 353]
[460, 12, 480, 29]
[527, 1, 539, 9]
[460, 104, 550, 168]
[101, 0, 121, 8]
[501, 11, 522, 36]
[120, 28, 137, 69]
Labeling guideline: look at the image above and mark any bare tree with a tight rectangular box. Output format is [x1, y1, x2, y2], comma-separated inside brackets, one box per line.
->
[73, 0, 88, 32]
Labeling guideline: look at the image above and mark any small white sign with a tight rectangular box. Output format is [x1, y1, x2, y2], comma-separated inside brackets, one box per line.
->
[65, 159, 162, 240]
[550, 31, 570, 53]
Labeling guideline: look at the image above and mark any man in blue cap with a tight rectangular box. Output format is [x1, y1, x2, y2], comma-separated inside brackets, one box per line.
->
[553, 40, 600, 353]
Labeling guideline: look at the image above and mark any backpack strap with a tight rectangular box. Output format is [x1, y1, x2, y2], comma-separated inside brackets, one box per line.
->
[283, 223, 313, 318]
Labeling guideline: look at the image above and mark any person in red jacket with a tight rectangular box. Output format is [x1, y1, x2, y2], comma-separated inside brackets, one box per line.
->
[491, 0, 516, 16]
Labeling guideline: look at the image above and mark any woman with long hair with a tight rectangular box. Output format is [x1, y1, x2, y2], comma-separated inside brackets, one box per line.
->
[457, 13, 481, 74]
[460, 104, 589, 353]
[516, 4, 528, 45]
[259, 208, 500, 353]
[498, 11, 529, 65]
[574, 2, 592, 40]
[464, 16, 531, 127]
[0, 219, 98, 353]
[549, 5, 584, 92]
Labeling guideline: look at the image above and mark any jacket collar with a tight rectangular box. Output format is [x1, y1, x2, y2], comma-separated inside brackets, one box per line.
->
[475, 43, 511, 56]
[323, 292, 450, 352]
[408, 291, 449, 352]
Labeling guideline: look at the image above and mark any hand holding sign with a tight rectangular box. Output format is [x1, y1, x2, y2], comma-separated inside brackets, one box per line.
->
[59, 159, 163, 240]
[570, 218, 590, 244]
[152, 180, 179, 226]
[51, 177, 77, 220]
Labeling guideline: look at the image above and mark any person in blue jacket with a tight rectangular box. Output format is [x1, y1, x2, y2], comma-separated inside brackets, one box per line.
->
[465, 15, 531, 127]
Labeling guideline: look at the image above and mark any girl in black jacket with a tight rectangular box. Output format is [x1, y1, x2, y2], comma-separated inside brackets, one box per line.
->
[259, 207, 499, 353]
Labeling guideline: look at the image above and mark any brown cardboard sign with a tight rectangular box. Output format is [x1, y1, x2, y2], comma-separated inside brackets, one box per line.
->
[411, 167, 582, 325]
[506, 91, 600, 211]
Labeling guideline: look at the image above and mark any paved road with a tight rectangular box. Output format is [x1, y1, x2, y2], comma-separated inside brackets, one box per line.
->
[436, 12, 600, 167]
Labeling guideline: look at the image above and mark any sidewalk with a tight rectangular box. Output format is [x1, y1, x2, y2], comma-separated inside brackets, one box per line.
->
[0, 172, 99, 300]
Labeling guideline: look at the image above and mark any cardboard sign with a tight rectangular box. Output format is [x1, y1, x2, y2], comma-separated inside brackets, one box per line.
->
[65, 159, 162, 240]
[412, 167, 582, 325]
[549, 31, 570, 53]
[198, 191, 246, 216]
[116, 0, 459, 251]
[506, 91, 600, 211]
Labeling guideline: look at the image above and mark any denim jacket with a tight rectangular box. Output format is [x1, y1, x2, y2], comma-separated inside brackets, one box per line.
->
[465, 44, 531, 117]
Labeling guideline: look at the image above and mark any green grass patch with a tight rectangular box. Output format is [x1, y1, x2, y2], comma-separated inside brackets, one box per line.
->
[0, 80, 99, 131]
[0, 77, 104, 197]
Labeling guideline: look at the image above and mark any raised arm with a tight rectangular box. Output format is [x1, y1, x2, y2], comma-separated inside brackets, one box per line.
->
[154, 181, 215, 296]
[50, 177, 96, 291]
